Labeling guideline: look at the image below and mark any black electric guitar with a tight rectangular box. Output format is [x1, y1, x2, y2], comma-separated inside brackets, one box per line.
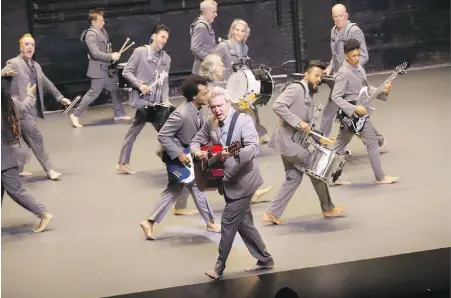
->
[337, 61, 409, 134]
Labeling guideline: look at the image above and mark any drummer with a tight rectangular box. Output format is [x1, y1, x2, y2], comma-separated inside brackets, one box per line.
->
[263, 60, 346, 225]
[116, 24, 172, 174]
[214, 19, 271, 144]
[199, 53, 273, 203]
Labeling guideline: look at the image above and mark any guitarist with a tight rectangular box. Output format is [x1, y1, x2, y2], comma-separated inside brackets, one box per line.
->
[70, 9, 130, 128]
[321, 4, 387, 153]
[331, 39, 398, 185]
[190, 86, 274, 280]
[263, 60, 346, 226]
[139, 75, 220, 240]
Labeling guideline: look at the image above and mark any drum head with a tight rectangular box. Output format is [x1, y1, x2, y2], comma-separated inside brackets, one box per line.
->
[227, 71, 249, 103]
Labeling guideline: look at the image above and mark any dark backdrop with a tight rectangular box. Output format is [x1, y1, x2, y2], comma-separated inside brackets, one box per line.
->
[1, 0, 449, 112]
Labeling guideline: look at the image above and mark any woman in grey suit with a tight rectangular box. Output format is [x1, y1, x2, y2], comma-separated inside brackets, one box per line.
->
[199, 54, 272, 203]
[214, 19, 270, 144]
[1, 85, 53, 233]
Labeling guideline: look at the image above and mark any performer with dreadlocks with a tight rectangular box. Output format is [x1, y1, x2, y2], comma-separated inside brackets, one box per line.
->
[1, 83, 53, 232]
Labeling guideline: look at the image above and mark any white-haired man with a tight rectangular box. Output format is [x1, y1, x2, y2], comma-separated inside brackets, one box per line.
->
[190, 0, 218, 75]
[190, 86, 274, 280]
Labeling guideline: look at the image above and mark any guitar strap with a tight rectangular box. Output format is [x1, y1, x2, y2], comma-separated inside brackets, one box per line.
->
[225, 111, 241, 146]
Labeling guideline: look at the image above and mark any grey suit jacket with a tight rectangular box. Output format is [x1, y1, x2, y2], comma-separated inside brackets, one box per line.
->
[268, 81, 313, 162]
[83, 27, 113, 79]
[158, 101, 203, 160]
[123, 45, 171, 109]
[1, 55, 64, 119]
[190, 109, 263, 199]
[190, 17, 217, 74]
[214, 40, 249, 80]
[327, 21, 369, 74]
[1, 93, 35, 171]
[332, 60, 388, 117]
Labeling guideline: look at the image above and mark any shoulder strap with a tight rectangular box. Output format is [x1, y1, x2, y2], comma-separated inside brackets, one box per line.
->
[282, 80, 306, 96]
[226, 111, 241, 146]
[344, 22, 357, 40]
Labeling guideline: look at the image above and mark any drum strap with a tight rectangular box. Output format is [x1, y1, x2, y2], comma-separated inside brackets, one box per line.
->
[225, 111, 241, 146]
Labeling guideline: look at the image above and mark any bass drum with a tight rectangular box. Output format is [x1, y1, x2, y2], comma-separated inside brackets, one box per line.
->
[226, 66, 275, 106]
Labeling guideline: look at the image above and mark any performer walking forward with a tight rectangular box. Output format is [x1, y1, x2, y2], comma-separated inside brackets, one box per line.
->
[117, 24, 197, 215]
[139, 75, 221, 240]
[199, 54, 273, 203]
[70, 9, 131, 128]
[331, 39, 398, 184]
[214, 19, 270, 143]
[321, 4, 387, 152]
[263, 60, 346, 225]
[1, 85, 53, 233]
[191, 86, 274, 280]
[1, 34, 71, 180]
[190, 0, 218, 75]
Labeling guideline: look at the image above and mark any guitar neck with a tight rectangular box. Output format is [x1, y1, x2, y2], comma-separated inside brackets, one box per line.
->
[207, 154, 222, 167]
[365, 71, 399, 105]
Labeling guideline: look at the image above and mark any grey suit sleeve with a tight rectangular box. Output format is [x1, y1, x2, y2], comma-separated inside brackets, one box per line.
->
[273, 84, 303, 128]
[223, 115, 259, 180]
[190, 25, 210, 61]
[12, 94, 36, 112]
[85, 31, 112, 62]
[161, 58, 171, 103]
[157, 109, 184, 160]
[331, 71, 356, 117]
[190, 117, 212, 153]
[349, 26, 369, 66]
[41, 72, 64, 102]
[123, 49, 145, 89]
[1, 60, 16, 77]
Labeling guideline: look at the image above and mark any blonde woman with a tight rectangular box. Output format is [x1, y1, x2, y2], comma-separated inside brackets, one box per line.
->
[199, 54, 272, 203]
[214, 19, 270, 144]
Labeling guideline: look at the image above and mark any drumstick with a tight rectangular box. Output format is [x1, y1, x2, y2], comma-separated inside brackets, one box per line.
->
[62, 96, 81, 115]
[119, 38, 130, 53]
[119, 42, 135, 55]
[310, 130, 334, 143]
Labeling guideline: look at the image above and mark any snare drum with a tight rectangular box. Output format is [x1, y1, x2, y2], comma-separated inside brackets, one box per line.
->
[142, 103, 176, 126]
[301, 145, 347, 185]
[226, 67, 275, 106]
[116, 63, 130, 88]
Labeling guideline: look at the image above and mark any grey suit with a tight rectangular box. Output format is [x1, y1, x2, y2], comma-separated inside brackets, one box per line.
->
[118, 46, 171, 165]
[190, 108, 273, 275]
[1, 95, 47, 217]
[266, 81, 336, 218]
[147, 101, 216, 223]
[331, 61, 387, 181]
[320, 20, 384, 145]
[1, 55, 63, 172]
[73, 27, 126, 118]
[190, 17, 217, 75]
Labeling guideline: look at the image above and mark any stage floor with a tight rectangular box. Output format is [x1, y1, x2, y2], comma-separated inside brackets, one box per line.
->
[1, 66, 450, 298]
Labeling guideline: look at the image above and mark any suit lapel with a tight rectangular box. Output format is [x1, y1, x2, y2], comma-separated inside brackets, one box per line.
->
[18, 56, 32, 77]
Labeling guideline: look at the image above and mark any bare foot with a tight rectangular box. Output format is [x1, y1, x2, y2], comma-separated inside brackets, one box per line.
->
[206, 222, 221, 233]
[251, 186, 272, 203]
[376, 176, 399, 184]
[140, 220, 155, 240]
[262, 212, 285, 225]
[116, 163, 136, 174]
[20, 171, 33, 177]
[33, 213, 53, 233]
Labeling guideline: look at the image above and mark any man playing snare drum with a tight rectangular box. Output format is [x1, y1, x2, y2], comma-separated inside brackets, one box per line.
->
[263, 60, 346, 225]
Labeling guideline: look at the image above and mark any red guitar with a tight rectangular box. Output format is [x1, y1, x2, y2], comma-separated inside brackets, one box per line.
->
[194, 141, 241, 191]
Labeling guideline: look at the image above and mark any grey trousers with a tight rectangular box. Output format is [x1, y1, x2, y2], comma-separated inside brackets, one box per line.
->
[214, 193, 273, 275]
[266, 154, 335, 217]
[19, 114, 53, 172]
[118, 109, 190, 209]
[333, 120, 385, 181]
[252, 107, 268, 138]
[1, 166, 47, 217]
[148, 181, 215, 224]
[73, 76, 126, 118]
[320, 88, 385, 146]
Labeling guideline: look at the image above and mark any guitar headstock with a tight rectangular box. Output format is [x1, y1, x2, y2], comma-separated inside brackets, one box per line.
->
[226, 141, 241, 155]
[395, 61, 410, 75]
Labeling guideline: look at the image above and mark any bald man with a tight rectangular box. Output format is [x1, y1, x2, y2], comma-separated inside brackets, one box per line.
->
[190, 0, 218, 75]
[1, 34, 71, 180]
[320, 4, 387, 153]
